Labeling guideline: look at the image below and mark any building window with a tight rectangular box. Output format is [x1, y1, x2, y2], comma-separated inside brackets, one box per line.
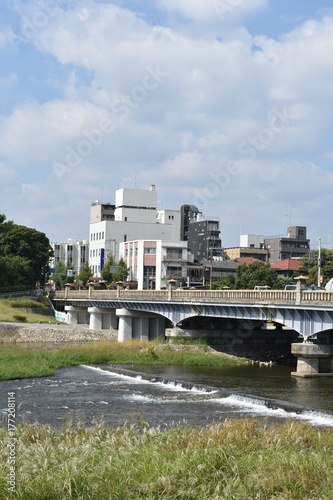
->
[144, 247, 156, 254]
[102, 232, 104, 239]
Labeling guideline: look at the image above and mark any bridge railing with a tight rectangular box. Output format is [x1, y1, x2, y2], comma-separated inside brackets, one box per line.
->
[50, 288, 333, 304]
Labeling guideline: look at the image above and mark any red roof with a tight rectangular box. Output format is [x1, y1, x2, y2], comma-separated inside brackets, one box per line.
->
[271, 258, 301, 271]
[232, 257, 261, 266]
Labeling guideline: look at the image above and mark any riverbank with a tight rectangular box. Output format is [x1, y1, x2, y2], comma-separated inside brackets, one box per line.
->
[0, 339, 248, 380]
[1, 418, 332, 499]
[0, 322, 117, 344]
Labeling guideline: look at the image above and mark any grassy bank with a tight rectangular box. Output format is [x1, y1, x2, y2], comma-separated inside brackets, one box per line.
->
[0, 340, 247, 380]
[0, 418, 332, 499]
[0, 298, 56, 324]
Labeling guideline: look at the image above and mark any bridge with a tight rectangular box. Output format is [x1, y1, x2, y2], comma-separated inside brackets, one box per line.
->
[49, 285, 333, 378]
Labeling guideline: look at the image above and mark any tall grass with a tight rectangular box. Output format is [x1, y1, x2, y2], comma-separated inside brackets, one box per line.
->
[0, 340, 247, 380]
[0, 419, 332, 499]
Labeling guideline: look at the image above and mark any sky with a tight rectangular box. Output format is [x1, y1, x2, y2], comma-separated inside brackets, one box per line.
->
[1, 0, 333, 249]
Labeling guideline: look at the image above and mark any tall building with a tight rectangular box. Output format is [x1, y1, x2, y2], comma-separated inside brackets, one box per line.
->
[264, 226, 310, 264]
[89, 185, 181, 276]
[188, 216, 223, 261]
[180, 204, 202, 241]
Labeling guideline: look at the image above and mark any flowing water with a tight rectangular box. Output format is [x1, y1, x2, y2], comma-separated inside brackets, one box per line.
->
[1, 363, 333, 429]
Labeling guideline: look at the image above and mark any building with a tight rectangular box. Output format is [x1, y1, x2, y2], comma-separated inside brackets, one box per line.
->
[187, 216, 223, 261]
[224, 234, 268, 262]
[271, 258, 301, 278]
[89, 185, 181, 276]
[50, 239, 89, 275]
[264, 226, 310, 264]
[180, 204, 202, 241]
[120, 240, 189, 290]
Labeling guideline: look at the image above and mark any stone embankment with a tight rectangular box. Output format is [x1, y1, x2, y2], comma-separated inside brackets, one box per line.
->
[0, 323, 117, 344]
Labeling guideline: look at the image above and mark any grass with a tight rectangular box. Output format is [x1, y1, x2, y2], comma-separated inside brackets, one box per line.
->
[0, 340, 247, 380]
[0, 298, 56, 324]
[0, 418, 332, 499]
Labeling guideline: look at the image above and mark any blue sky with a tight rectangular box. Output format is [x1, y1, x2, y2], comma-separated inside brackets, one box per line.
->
[1, 0, 333, 249]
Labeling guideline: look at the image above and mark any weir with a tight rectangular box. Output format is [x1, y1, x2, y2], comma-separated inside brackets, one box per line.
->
[49, 282, 333, 377]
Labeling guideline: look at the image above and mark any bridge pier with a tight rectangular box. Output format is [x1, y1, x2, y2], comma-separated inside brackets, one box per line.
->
[65, 306, 89, 325]
[88, 307, 117, 330]
[291, 343, 333, 377]
[116, 309, 165, 342]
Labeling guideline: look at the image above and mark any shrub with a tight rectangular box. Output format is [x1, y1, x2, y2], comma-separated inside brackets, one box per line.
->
[12, 314, 27, 322]
[11, 299, 41, 308]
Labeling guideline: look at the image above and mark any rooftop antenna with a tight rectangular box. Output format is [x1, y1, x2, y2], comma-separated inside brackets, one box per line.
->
[286, 209, 293, 227]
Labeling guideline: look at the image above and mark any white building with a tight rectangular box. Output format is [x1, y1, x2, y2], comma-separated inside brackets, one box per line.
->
[89, 185, 181, 276]
[50, 239, 89, 275]
[239, 234, 265, 249]
[120, 239, 190, 290]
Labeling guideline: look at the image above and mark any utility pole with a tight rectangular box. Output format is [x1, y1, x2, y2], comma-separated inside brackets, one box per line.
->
[317, 237, 321, 288]
[209, 249, 213, 290]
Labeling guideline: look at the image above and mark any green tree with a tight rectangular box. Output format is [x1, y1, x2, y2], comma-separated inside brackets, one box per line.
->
[0, 214, 53, 290]
[211, 275, 236, 290]
[298, 249, 333, 287]
[0, 255, 32, 291]
[52, 261, 67, 289]
[76, 260, 93, 288]
[101, 254, 129, 284]
[235, 261, 280, 290]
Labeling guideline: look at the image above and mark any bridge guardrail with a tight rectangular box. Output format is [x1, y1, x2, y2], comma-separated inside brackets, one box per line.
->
[50, 289, 333, 304]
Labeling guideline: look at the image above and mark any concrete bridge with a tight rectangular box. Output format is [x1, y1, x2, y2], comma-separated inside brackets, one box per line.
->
[49, 285, 333, 378]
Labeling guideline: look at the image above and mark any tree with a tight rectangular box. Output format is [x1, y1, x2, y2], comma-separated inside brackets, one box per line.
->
[211, 275, 236, 290]
[0, 213, 53, 290]
[52, 261, 67, 289]
[298, 249, 333, 287]
[234, 261, 280, 290]
[76, 260, 93, 287]
[0, 255, 32, 291]
[101, 254, 129, 284]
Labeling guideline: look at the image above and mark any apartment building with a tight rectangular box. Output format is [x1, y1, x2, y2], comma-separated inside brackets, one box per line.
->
[264, 226, 310, 264]
[120, 239, 189, 290]
[50, 239, 89, 275]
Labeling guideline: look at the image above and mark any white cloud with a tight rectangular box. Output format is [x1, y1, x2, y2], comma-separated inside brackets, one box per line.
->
[158, 0, 269, 26]
[1, 1, 333, 245]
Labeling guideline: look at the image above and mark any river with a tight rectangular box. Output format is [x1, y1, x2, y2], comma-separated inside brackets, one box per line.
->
[1, 363, 333, 429]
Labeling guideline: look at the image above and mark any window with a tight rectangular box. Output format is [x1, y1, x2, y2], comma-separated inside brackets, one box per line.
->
[102, 232, 104, 239]
[144, 247, 156, 254]
[166, 248, 182, 259]
[125, 217, 127, 221]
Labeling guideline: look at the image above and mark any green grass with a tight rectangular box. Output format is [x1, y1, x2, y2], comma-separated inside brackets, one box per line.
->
[0, 298, 56, 324]
[0, 340, 247, 380]
[0, 418, 332, 499]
